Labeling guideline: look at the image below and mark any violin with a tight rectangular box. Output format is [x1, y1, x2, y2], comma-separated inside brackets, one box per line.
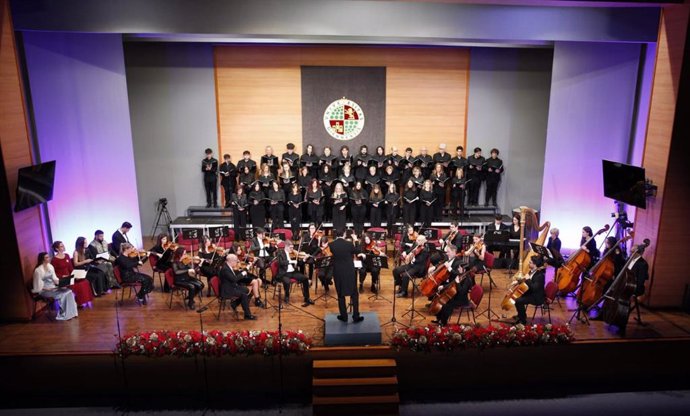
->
[403, 244, 424, 265]
[365, 241, 383, 256]
[263, 237, 278, 246]
[162, 242, 179, 251]
[181, 255, 202, 266]
[321, 245, 333, 257]
[128, 250, 149, 259]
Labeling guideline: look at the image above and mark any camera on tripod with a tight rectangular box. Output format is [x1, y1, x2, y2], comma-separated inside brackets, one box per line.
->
[157, 198, 168, 207]
[611, 211, 633, 229]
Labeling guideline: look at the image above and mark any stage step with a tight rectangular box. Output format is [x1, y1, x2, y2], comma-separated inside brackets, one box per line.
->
[186, 206, 233, 217]
[312, 359, 399, 415]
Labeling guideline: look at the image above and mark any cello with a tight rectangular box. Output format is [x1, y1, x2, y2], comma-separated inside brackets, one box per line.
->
[555, 225, 609, 295]
[420, 256, 454, 297]
[578, 234, 632, 308]
[501, 266, 545, 310]
[428, 270, 473, 315]
[601, 239, 650, 333]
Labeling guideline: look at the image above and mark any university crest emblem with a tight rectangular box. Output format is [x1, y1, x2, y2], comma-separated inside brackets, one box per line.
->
[323, 98, 365, 141]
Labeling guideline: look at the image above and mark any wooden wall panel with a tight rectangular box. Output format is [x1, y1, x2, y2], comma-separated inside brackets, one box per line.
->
[633, 4, 690, 307]
[215, 45, 469, 162]
[0, 0, 48, 320]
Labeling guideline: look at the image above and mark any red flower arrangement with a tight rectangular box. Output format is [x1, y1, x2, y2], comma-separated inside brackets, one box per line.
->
[115, 329, 312, 357]
[390, 323, 574, 352]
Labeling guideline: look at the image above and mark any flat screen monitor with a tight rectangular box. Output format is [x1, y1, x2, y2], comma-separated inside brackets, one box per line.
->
[14, 160, 56, 212]
[602, 160, 646, 209]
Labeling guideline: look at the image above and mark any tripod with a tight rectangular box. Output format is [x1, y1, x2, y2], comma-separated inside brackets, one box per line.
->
[477, 265, 501, 322]
[401, 273, 426, 325]
[150, 199, 172, 241]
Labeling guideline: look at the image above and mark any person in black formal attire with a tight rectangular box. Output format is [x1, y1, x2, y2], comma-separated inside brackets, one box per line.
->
[331, 182, 348, 236]
[464, 234, 487, 272]
[276, 240, 314, 306]
[238, 165, 254, 191]
[581, 226, 601, 262]
[430, 163, 448, 221]
[268, 180, 286, 229]
[115, 243, 154, 305]
[506, 215, 522, 268]
[368, 184, 384, 229]
[219, 153, 237, 208]
[318, 164, 336, 221]
[278, 160, 296, 198]
[449, 145, 468, 174]
[484, 148, 504, 207]
[287, 182, 305, 237]
[306, 179, 324, 225]
[171, 247, 204, 309]
[400, 224, 417, 255]
[514, 255, 546, 325]
[338, 163, 356, 191]
[393, 234, 429, 298]
[466, 147, 485, 206]
[449, 167, 467, 219]
[400, 147, 415, 185]
[384, 183, 400, 237]
[385, 146, 403, 178]
[364, 165, 380, 194]
[237, 150, 257, 177]
[330, 230, 364, 323]
[402, 179, 419, 227]
[350, 181, 368, 236]
[488, 214, 508, 257]
[202, 148, 219, 208]
[381, 164, 399, 195]
[111, 221, 132, 257]
[319, 146, 337, 171]
[249, 228, 276, 283]
[417, 147, 433, 178]
[439, 222, 464, 251]
[282, 142, 300, 177]
[546, 227, 563, 266]
[419, 180, 435, 228]
[433, 143, 452, 176]
[148, 233, 172, 291]
[301, 144, 320, 178]
[431, 244, 476, 326]
[357, 233, 381, 294]
[261, 146, 279, 178]
[231, 187, 249, 240]
[298, 223, 321, 281]
[410, 166, 425, 189]
[337, 145, 353, 176]
[73, 236, 108, 297]
[218, 254, 257, 320]
[248, 181, 267, 230]
[87, 230, 119, 289]
[354, 145, 370, 182]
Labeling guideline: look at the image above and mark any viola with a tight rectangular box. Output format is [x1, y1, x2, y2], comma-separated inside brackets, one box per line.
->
[555, 224, 609, 294]
[578, 234, 632, 308]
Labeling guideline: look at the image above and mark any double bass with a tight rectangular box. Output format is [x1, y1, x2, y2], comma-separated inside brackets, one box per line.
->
[428, 270, 473, 315]
[578, 234, 632, 308]
[555, 225, 609, 295]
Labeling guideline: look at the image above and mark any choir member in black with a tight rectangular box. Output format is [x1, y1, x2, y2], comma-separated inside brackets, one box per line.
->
[248, 182, 267, 230]
[430, 163, 448, 221]
[484, 148, 504, 207]
[364, 165, 380, 194]
[400, 147, 415, 184]
[111, 221, 132, 257]
[231, 187, 249, 240]
[369, 184, 384, 228]
[449, 145, 468, 176]
[381, 164, 399, 195]
[261, 145, 279, 177]
[580, 226, 601, 262]
[319, 146, 337, 170]
[338, 163, 355, 191]
[73, 237, 108, 297]
[282, 142, 300, 176]
[384, 183, 400, 236]
[466, 147, 485, 206]
[171, 247, 204, 309]
[301, 144, 320, 177]
[258, 163, 274, 191]
[238, 165, 254, 191]
[202, 148, 218, 208]
[450, 167, 467, 219]
[287, 183, 305, 237]
[354, 145, 370, 181]
[358, 233, 381, 293]
[297, 165, 312, 191]
[431, 244, 475, 326]
[236, 150, 257, 176]
[546, 228, 562, 265]
[319, 164, 337, 221]
[278, 160, 295, 196]
[219, 254, 257, 320]
[417, 147, 433, 178]
[337, 145, 353, 175]
[373, 146, 387, 169]
[464, 234, 487, 272]
[350, 181, 368, 236]
[276, 240, 314, 306]
[306, 179, 324, 225]
[419, 180, 435, 228]
[514, 255, 546, 325]
[402, 179, 419, 227]
[219, 153, 237, 208]
[331, 183, 348, 236]
[268, 180, 286, 229]
[385, 146, 403, 176]
[330, 230, 364, 323]
[433, 143, 452, 172]
[249, 228, 276, 283]
[116, 243, 154, 305]
[316, 236, 333, 292]
[410, 166, 425, 189]
[393, 234, 429, 298]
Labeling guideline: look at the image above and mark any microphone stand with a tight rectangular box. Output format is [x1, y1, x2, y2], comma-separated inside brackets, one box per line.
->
[114, 298, 131, 409]
[197, 308, 210, 409]
[277, 284, 285, 414]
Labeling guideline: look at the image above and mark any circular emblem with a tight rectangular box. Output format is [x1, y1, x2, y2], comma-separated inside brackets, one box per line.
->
[323, 98, 365, 141]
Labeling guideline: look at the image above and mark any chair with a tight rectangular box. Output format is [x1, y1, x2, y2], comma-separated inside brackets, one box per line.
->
[219, 229, 236, 249]
[164, 269, 190, 310]
[272, 228, 293, 242]
[368, 227, 388, 254]
[475, 252, 497, 289]
[530, 281, 558, 324]
[269, 258, 298, 301]
[209, 276, 239, 320]
[148, 254, 165, 290]
[31, 291, 59, 321]
[455, 284, 484, 325]
[113, 266, 142, 305]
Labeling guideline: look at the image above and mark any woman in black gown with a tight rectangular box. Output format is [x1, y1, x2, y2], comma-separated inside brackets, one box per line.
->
[287, 182, 304, 238]
[248, 181, 266, 230]
[268, 180, 285, 229]
[306, 178, 324, 225]
[419, 179, 435, 228]
[231, 186, 249, 240]
[402, 179, 419, 227]
[369, 184, 384, 228]
[331, 182, 348, 235]
[349, 181, 368, 236]
[384, 183, 400, 236]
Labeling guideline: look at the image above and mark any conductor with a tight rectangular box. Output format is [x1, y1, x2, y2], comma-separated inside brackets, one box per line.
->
[329, 230, 364, 323]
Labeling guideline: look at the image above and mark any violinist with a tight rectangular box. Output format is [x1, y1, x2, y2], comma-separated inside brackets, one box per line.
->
[400, 224, 417, 253]
[402, 179, 419, 226]
[299, 223, 322, 280]
[464, 234, 486, 272]
[430, 244, 475, 326]
[316, 236, 333, 292]
[358, 233, 381, 294]
[514, 255, 546, 325]
[369, 184, 384, 228]
[149, 233, 173, 272]
[198, 235, 223, 295]
[350, 181, 368, 236]
[115, 243, 154, 305]
[219, 254, 257, 320]
[331, 182, 348, 236]
[288, 183, 305, 237]
[249, 228, 276, 283]
[306, 179, 324, 225]
[268, 180, 286, 229]
[276, 241, 314, 307]
[230, 255, 264, 308]
[171, 247, 205, 309]
[231, 187, 249, 240]
[384, 183, 400, 236]
[248, 181, 266, 230]
[393, 235, 429, 298]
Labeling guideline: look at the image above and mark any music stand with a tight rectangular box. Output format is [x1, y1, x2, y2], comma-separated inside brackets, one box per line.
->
[366, 256, 391, 303]
[370, 230, 387, 241]
[239, 227, 255, 241]
[419, 228, 440, 241]
[181, 228, 201, 253]
[273, 231, 288, 242]
[312, 256, 336, 303]
[529, 242, 552, 259]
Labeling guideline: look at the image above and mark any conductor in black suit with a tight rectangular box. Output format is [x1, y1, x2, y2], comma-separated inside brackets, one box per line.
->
[218, 254, 257, 320]
[329, 230, 364, 323]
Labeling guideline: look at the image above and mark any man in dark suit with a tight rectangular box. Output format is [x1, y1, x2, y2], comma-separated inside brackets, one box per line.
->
[219, 153, 237, 208]
[392, 235, 430, 298]
[431, 244, 475, 326]
[249, 228, 276, 282]
[219, 254, 256, 320]
[111, 221, 132, 256]
[329, 230, 364, 323]
[514, 255, 546, 325]
[276, 241, 314, 307]
[202, 148, 219, 208]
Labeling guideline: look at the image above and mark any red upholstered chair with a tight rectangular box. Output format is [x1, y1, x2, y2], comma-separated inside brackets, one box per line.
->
[164, 269, 190, 310]
[113, 265, 142, 305]
[455, 284, 484, 325]
[272, 228, 293, 242]
[209, 276, 239, 320]
[531, 281, 558, 324]
[474, 251, 497, 289]
[176, 236, 196, 253]
[148, 254, 165, 290]
[367, 227, 388, 254]
[269, 258, 298, 301]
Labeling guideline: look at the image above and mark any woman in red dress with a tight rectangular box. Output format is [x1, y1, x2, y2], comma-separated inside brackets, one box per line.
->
[51, 241, 94, 307]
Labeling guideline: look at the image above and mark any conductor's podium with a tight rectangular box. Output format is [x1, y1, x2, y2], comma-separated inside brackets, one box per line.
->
[324, 312, 382, 346]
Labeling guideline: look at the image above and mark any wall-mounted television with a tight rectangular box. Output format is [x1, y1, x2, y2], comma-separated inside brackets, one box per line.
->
[14, 160, 56, 212]
[602, 160, 646, 209]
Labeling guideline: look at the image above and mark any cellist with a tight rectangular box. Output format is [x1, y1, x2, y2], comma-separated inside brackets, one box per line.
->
[430, 244, 475, 326]
[513, 255, 546, 325]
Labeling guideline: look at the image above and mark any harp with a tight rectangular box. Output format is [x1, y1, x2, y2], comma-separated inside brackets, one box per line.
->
[514, 206, 550, 279]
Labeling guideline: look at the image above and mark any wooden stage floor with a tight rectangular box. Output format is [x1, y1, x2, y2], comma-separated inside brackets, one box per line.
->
[2, 263, 690, 355]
